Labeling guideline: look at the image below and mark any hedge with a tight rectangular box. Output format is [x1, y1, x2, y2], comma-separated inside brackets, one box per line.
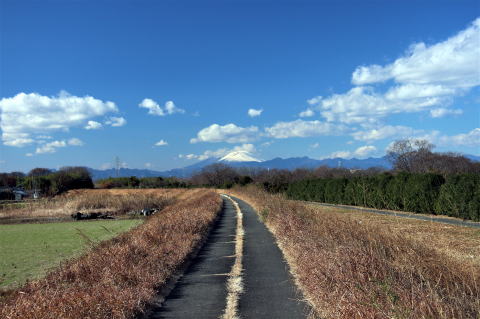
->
[286, 173, 479, 221]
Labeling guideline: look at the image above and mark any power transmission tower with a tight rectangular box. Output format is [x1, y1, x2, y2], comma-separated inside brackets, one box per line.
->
[115, 156, 121, 177]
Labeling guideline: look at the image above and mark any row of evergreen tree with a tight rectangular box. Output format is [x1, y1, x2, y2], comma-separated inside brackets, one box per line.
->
[96, 176, 188, 189]
[286, 172, 479, 221]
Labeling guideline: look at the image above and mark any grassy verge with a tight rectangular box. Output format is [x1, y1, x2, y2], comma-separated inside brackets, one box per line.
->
[224, 186, 479, 319]
[304, 203, 480, 266]
[0, 219, 142, 289]
[0, 189, 222, 319]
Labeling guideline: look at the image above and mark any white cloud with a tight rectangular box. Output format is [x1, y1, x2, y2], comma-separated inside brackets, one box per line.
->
[33, 138, 84, 154]
[352, 18, 480, 88]
[165, 101, 185, 115]
[180, 144, 256, 161]
[139, 98, 164, 116]
[100, 163, 112, 170]
[0, 91, 117, 147]
[314, 86, 452, 124]
[155, 139, 168, 146]
[437, 128, 480, 147]
[307, 96, 322, 105]
[105, 116, 126, 127]
[353, 145, 377, 157]
[139, 98, 185, 116]
[248, 108, 263, 117]
[352, 125, 421, 142]
[85, 120, 103, 130]
[324, 145, 377, 159]
[145, 162, 152, 168]
[299, 109, 314, 117]
[430, 108, 463, 118]
[309, 18, 480, 124]
[381, 128, 480, 149]
[67, 138, 84, 146]
[328, 151, 352, 159]
[190, 123, 259, 143]
[310, 143, 320, 149]
[265, 119, 344, 139]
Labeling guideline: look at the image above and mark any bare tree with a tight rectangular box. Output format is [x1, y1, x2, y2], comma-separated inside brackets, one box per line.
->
[387, 139, 435, 172]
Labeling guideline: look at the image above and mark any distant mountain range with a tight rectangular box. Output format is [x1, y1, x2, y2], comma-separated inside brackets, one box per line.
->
[86, 152, 480, 181]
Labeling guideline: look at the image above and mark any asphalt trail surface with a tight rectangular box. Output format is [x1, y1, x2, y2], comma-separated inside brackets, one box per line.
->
[231, 196, 310, 319]
[147, 198, 236, 319]
[146, 196, 309, 318]
[306, 201, 480, 229]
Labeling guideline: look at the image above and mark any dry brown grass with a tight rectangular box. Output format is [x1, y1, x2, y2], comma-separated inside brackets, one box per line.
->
[305, 203, 480, 267]
[0, 189, 187, 219]
[0, 189, 222, 319]
[224, 186, 480, 319]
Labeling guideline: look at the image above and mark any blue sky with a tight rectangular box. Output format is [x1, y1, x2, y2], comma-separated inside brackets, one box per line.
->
[0, 0, 479, 172]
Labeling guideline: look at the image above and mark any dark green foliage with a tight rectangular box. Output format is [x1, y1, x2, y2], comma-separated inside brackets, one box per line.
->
[435, 174, 480, 221]
[402, 173, 444, 213]
[96, 176, 188, 189]
[286, 172, 479, 221]
[50, 167, 94, 195]
[11, 167, 93, 196]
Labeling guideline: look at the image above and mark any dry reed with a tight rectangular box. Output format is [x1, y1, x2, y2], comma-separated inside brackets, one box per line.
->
[225, 186, 480, 319]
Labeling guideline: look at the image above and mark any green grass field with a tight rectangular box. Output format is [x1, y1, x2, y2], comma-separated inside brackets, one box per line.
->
[0, 219, 142, 289]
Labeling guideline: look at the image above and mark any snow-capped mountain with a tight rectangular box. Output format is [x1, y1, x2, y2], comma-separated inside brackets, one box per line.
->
[219, 151, 262, 163]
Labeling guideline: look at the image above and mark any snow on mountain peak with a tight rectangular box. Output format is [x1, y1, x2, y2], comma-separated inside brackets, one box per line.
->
[219, 151, 262, 162]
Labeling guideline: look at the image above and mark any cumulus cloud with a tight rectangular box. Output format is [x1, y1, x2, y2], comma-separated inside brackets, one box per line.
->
[325, 145, 377, 159]
[353, 145, 377, 157]
[67, 138, 84, 146]
[105, 116, 127, 127]
[299, 109, 314, 117]
[0, 91, 117, 146]
[248, 108, 263, 117]
[180, 143, 256, 161]
[352, 18, 480, 88]
[165, 101, 185, 115]
[430, 108, 463, 118]
[315, 86, 452, 124]
[437, 128, 480, 147]
[328, 151, 352, 159]
[352, 125, 421, 142]
[265, 119, 344, 139]
[155, 139, 168, 146]
[308, 18, 480, 124]
[139, 98, 185, 116]
[85, 121, 103, 130]
[34, 138, 84, 154]
[190, 123, 259, 143]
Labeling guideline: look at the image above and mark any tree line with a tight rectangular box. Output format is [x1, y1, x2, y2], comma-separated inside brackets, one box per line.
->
[0, 167, 93, 199]
[95, 176, 189, 189]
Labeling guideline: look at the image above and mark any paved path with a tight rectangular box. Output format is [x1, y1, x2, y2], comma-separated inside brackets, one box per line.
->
[231, 196, 309, 318]
[305, 201, 480, 229]
[145, 196, 309, 318]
